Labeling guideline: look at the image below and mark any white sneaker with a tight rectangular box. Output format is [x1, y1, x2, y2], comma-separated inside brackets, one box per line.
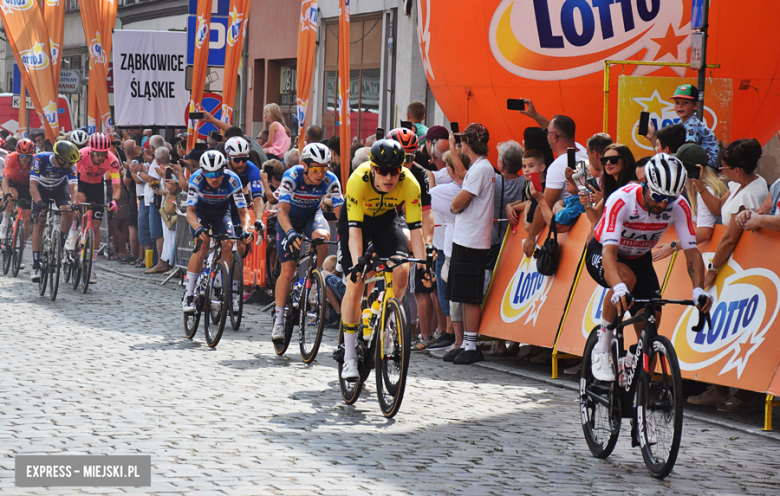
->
[65, 232, 78, 251]
[89, 270, 97, 284]
[0, 222, 8, 240]
[342, 357, 359, 381]
[31, 269, 41, 282]
[19, 262, 25, 269]
[271, 323, 285, 343]
[182, 295, 196, 314]
[591, 350, 615, 381]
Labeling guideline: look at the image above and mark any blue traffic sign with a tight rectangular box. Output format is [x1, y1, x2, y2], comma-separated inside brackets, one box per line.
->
[186, 15, 229, 67]
[692, 0, 706, 30]
[189, 0, 230, 17]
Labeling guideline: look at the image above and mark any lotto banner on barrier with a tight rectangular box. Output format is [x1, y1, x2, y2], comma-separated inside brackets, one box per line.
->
[296, 0, 318, 138]
[219, 0, 250, 125]
[478, 216, 590, 347]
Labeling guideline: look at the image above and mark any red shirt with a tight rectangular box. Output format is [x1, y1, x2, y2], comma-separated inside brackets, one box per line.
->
[2, 152, 32, 184]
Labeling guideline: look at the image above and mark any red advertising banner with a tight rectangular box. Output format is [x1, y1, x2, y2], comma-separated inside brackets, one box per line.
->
[220, 0, 250, 125]
[79, 0, 114, 133]
[0, 0, 60, 141]
[296, 0, 318, 138]
[188, 0, 213, 151]
[338, 0, 351, 187]
[44, 0, 65, 89]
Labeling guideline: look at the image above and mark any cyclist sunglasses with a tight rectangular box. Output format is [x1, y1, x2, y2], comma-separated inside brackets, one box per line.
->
[18, 154, 32, 159]
[91, 151, 108, 158]
[231, 156, 248, 163]
[203, 170, 223, 179]
[600, 156, 621, 165]
[643, 184, 677, 204]
[308, 165, 328, 173]
[373, 166, 403, 177]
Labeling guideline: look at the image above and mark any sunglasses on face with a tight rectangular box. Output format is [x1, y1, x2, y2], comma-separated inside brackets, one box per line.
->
[92, 152, 108, 159]
[19, 154, 32, 159]
[308, 166, 328, 174]
[231, 157, 248, 163]
[643, 185, 677, 204]
[600, 156, 621, 165]
[373, 166, 402, 177]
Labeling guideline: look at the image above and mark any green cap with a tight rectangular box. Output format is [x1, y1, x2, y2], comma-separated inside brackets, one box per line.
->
[671, 84, 699, 100]
[675, 143, 708, 169]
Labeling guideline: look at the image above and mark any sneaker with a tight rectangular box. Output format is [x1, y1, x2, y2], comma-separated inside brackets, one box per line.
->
[271, 323, 285, 343]
[31, 269, 41, 282]
[453, 348, 485, 365]
[529, 350, 553, 363]
[716, 396, 761, 413]
[411, 335, 430, 353]
[442, 347, 464, 362]
[687, 385, 730, 406]
[591, 350, 615, 382]
[182, 295, 196, 314]
[342, 357, 360, 382]
[427, 332, 455, 350]
[19, 262, 25, 270]
[65, 233, 77, 251]
[89, 270, 97, 284]
[0, 222, 7, 240]
[118, 255, 137, 264]
[564, 363, 582, 376]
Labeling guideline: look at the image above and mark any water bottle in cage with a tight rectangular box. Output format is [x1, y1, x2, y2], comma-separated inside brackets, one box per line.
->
[291, 277, 304, 308]
[197, 267, 211, 295]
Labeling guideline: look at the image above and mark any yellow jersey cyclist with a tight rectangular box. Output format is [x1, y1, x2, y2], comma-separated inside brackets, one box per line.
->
[338, 139, 430, 381]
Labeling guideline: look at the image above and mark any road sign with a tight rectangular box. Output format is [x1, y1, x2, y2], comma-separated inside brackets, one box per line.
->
[185, 65, 224, 92]
[183, 92, 222, 140]
[59, 70, 80, 93]
[690, 33, 704, 70]
[186, 15, 228, 66]
[692, 0, 706, 30]
[188, 0, 229, 16]
[12, 95, 34, 109]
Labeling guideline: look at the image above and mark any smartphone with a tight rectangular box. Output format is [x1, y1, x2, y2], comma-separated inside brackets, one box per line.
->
[375, 127, 385, 140]
[165, 168, 173, 180]
[687, 164, 701, 180]
[450, 122, 460, 144]
[637, 111, 650, 136]
[507, 99, 525, 111]
[189, 112, 204, 120]
[527, 171, 543, 192]
[400, 120, 414, 131]
[586, 177, 601, 192]
[208, 130, 222, 142]
[567, 147, 577, 169]
[193, 143, 208, 151]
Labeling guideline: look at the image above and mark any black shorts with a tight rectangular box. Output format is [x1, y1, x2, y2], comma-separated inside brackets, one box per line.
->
[32, 184, 72, 216]
[78, 180, 106, 219]
[585, 237, 661, 313]
[446, 242, 489, 304]
[338, 208, 409, 274]
[8, 179, 32, 206]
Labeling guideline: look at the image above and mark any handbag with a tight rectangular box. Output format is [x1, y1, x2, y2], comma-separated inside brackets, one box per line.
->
[159, 194, 178, 230]
[533, 218, 559, 276]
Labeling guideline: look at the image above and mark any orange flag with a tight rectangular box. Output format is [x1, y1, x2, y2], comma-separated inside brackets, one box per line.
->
[296, 1, 318, 139]
[18, 77, 28, 139]
[338, 0, 351, 187]
[88, 78, 97, 134]
[44, 0, 65, 90]
[220, 0, 250, 126]
[188, 0, 213, 151]
[0, 0, 60, 142]
[79, 0, 114, 133]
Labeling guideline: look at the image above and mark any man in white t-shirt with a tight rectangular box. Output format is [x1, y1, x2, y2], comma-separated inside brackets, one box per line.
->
[523, 115, 588, 257]
[446, 123, 495, 365]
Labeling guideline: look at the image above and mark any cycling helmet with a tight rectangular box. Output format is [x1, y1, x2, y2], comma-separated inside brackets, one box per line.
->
[644, 153, 688, 198]
[53, 140, 80, 164]
[224, 136, 250, 157]
[369, 139, 405, 168]
[88, 132, 111, 152]
[200, 150, 226, 178]
[0, 137, 5, 149]
[70, 129, 89, 147]
[388, 127, 419, 154]
[300, 142, 331, 165]
[16, 138, 35, 155]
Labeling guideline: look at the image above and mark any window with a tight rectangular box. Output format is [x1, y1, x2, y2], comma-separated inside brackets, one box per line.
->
[321, 15, 382, 143]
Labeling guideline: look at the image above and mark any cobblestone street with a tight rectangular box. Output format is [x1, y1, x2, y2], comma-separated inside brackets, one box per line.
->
[1, 262, 779, 495]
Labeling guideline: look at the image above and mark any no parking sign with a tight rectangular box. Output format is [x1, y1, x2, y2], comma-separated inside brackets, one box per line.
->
[185, 92, 222, 141]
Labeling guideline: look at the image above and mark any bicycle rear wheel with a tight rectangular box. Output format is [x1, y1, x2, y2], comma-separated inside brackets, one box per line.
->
[229, 254, 243, 331]
[299, 269, 326, 363]
[203, 259, 230, 347]
[81, 230, 94, 293]
[580, 327, 621, 459]
[2, 224, 12, 275]
[49, 231, 61, 301]
[375, 298, 411, 418]
[336, 322, 363, 405]
[11, 223, 23, 277]
[638, 335, 683, 479]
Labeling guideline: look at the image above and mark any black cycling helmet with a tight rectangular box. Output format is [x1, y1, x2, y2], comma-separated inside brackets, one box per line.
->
[369, 139, 405, 168]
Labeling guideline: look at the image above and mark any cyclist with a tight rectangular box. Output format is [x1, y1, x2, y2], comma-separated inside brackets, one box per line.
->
[587, 153, 713, 381]
[182, 150, 250, 313]
[271, 142, 343, 343]
[29, 140, 80, 282]
[70, 132, 121, 284]
[1, 139, 36, 266]
[338, 139, 428, 381]
[69, 130, 89, 150]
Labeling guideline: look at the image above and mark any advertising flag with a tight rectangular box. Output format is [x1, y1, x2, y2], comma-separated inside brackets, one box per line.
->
[87, 77, 97, 134]
[219, 0, 250, 125]
[0, 0, 60, 141]
[188, 0, 213, 151]
[79, 0, 114, 133]
[296, 0, 318, 139]
[338, 0, 350, 187]
[18, 76, 28, 138]
[44, 0, 64, 88]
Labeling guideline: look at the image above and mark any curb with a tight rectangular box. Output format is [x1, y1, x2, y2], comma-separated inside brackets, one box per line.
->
[97, 264, 180, 291]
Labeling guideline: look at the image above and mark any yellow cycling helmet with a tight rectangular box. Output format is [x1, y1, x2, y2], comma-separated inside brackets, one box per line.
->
[53, 140, 80, 164]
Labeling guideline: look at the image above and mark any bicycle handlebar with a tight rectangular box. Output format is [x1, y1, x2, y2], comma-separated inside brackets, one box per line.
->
[615, 297, 712, 333]
[193, 234, 243, 254]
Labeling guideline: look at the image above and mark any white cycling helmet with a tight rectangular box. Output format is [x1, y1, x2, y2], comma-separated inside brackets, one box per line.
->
[224, 136, 250, 157]
[301, 142, 331, 166]
[70, 129, 89, 147]
[200, 150, 227, 178]
[644, 152, 687, 198]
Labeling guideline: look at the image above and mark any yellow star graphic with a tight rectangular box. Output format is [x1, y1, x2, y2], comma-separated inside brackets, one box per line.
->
[229, 7, 240, 25]
[633, 90, 673, 118]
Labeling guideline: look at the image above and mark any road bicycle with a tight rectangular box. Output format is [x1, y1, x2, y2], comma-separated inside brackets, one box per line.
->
[67, 202, 106, 293]
[225, 228, 263, 331]
[274, 236, 338, 364]
[184, 233, 240, 348]
[33, 198, 67, 301]
[333, 244, 432, 418]
[1, 198, 30, 277]
[580, 297, 710, 479]
[265, 212, 281, 292]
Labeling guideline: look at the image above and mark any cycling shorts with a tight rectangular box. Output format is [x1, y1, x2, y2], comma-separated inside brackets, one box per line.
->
[7, 179, 32, 207]
[190, 207, 234, 239]
[78, 180, 105, 220]
[275, 209, 329, 264]
[32, 184, 71, 216]
[337, 207, 409, 274]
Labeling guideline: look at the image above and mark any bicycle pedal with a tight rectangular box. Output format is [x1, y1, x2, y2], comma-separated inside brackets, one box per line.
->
[332, 344, 345, 362]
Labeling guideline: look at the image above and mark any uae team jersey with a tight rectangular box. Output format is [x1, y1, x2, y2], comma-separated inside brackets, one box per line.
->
[345, 162, 423, 230]
[595, 183, 697, 259]
[76, 147, 121, 184]
[187, 169, 247, 210]
[2, 152, 31, 184]
[276, 165, 343, 217]
[30, 152, 77, 189]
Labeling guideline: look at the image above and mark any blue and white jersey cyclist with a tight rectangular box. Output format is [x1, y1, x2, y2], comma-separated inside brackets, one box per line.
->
[182, 150, 251, 313]
[271, 142, 343, 343]
[224, 136, 266, 256]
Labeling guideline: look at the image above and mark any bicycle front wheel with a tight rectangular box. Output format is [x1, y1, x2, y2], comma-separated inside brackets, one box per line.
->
[273, 306, 295, 356]
[337, 322, 363, 405]
[203, 259, 230, 347]
[2, 225, 12, 275]
[49, 231, 61, 301]
[580, 326, 621, 458]
[81, 229, 94, 293]
[38, 236, 49, 296]
[11, 223, 23, 277]
[299, 269, 326, 363]
[375, 297, 411, 418]
[638, 335, 683, 479]
[183, 292, 202, 339]
[229, 254, 243, 331]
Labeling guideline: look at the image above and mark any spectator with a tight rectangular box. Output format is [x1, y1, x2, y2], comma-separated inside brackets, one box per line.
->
[284, 148, 299, 168]
[505, 149, 547, 232]
[126, 140, 152, 268]
[207, 130, 223, 149]
[446, 123, 494, 365]
[349, 142, 362, 167]
[223, 125, 268, 162]
[181, 148, 204, 176]
[257, 129, 269, 147]
[490, 140, 526, 253]
[301, 125, 323, 150]
[321, 255, 345, 325]
[137, 135, 166, 270]
[653, 123, 686, 154]
[262, 103, 291, 160]
[584, 133, 613, 186]
[581, 144, 637, 227]
[522, 126, 555, 168]
[407, 102, 428, 144]
[31, 131, 45, 150]
[422, 126, 451, 187]
[528, 171, 585, 234]
[351, 147, 370, 171]
[144, 146, 175, 274]
[327, 135, 341, 179]
[260, 158, 286, 205]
